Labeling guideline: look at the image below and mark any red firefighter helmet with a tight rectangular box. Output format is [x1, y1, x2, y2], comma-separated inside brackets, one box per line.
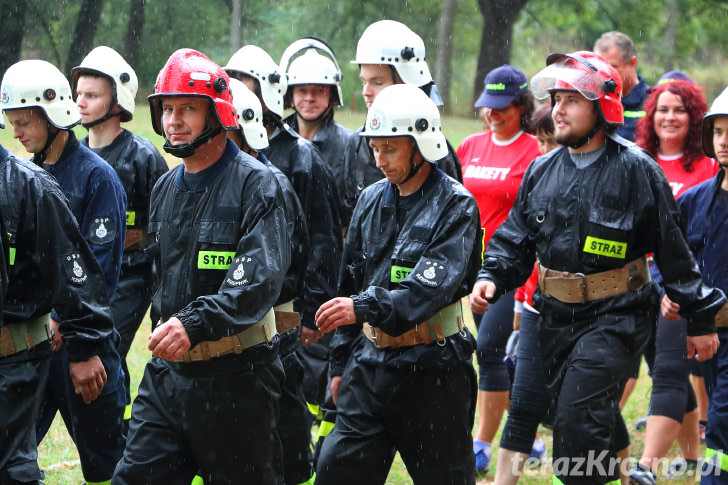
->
[148, 49, 237, 136]
[531, 50, 624, 126]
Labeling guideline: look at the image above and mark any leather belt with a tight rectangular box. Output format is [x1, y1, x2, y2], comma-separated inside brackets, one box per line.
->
[362, 300, 465, 349]
[0, 314, 52, 358]
[538, 256, 650, 304]
[177, 308, 276, 363]
[274, 300, 301, 334]
[715, 302, 728, 328]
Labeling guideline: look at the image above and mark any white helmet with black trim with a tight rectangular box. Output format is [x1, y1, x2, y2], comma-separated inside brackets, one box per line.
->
[224, 45, 287, 118]
[72, 45, 138, 124]
[361, 84, 447, 162]
[229, 78, 268, 151]
[1, 59, 80, 129]
[703, 87, 728, 159]
[280, 37, 343, 109]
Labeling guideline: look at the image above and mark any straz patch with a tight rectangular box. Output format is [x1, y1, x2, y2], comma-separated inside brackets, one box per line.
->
[413, 260, 447, 288]
[198, 251, 235, 270]
[89, 216, 116, 245]
[583, 236, 627, 259]
[126, 211, 136, 226]
[223, 256, 255, 288]
[63, 252, 88, 286]
[390, 265, 413, 284]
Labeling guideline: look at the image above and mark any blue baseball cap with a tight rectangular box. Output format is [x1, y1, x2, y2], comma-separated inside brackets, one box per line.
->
[657, 70, 694, 86]
[475, 65, 529, 109]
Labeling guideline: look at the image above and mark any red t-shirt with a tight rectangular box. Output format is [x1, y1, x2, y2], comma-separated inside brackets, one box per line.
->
[657, 154, 718, 198]
[457, 131, 541, 246]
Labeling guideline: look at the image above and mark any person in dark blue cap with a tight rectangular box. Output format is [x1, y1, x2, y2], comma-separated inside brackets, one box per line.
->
[457, 64, 541, 474]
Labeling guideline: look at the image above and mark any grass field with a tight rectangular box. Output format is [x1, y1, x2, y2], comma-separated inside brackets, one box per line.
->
[1, 107, 706, 483]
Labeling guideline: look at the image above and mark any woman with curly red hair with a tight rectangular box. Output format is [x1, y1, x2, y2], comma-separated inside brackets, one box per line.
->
[630, 79, 719, 483]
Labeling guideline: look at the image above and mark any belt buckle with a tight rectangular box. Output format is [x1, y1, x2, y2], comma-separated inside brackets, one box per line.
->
[574, 272, 588, 302]
[627, 264, 644, 291]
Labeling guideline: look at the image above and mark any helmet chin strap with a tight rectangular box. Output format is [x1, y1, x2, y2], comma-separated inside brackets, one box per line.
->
[82, 106, 121, 128]
[296, 102, 334, 124]
[398, 143, 425, 186]
[163, 105, 223, 158]
[35, 123, 60, 165]
[566, 122, 602, 149]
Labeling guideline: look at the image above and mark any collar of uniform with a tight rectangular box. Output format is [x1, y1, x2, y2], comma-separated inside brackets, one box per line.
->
[173, 138, 240, 191]
[623, 76, 649, 108]
[82, 128, 131, 155]
[285, 111, 336, 144]
[383, 165, 443, 206]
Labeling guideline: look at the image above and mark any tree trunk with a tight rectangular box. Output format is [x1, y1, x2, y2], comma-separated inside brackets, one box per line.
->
[231, 0, 242, 50]
[66, 0, 106, 72]
[0, 0, 26, 77]
[663, 0, 678, 72]
[435, 0, 457, 111]
[124, 0, 146, 71]
[474, 0, 529, 105]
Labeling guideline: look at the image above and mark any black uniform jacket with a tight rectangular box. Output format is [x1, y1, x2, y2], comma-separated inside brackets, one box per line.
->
[148, 140, 290, 347]
[340, 126, 464, 226]
[82, 129, 168, 269]
[259, 152, 308, 306]
[480, 136, 726, 335]
[0, 146, 114, 361]
[264, 122, 343, 329]
[330, 167, 481, 375]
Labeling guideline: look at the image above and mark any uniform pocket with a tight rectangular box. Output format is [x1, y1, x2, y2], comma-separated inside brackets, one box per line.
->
[581, 207, 633, 265]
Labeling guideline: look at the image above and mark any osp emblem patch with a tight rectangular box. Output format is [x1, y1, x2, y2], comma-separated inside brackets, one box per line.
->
[89, 216, 116, 245]
[63, 252, 88, 286]
[413, 259, 447, 287]
[224, 255, 256, 288]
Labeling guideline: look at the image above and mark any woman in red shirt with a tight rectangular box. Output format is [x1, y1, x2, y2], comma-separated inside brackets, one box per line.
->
[457, 65, 541, 475]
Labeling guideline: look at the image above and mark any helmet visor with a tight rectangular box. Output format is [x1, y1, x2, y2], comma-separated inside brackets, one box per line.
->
[531, 60, 602, 101]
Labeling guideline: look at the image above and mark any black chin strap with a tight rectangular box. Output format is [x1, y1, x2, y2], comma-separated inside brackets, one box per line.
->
[566, 122, 602, 149]
[399, 144, 425, 185]
[35, 124, 59, 165]
[82, 108, 121, 129]
[296, 103, 334, 124]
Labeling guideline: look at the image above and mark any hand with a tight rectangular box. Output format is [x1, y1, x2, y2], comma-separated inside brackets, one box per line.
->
[330, 375, 342, 405]
[69, 356, 107, 404]
[315, 297, 356, 334]
[469, 280, 496, 314]
[50, 318, 63, 351]
[661, 295, 681, 321]
[687, 333, 720, 362]
[300, 326, 323, 346]
[148, 317, 191, 361]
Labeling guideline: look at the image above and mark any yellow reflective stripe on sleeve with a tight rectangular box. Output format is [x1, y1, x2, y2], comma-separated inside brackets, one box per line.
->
[706, 447, 728, 472]
[191, 475, 204, 485]
[390, 265, 413, 284]
[197, 251, 235, 269]
[316, 420, 335, 440]
[85, 481, 111, 485]
[306, 402, 323, 420]
[124, 403, 132, 420]
[125, 211, 136, 226]
[481, 227, 486, 265]
[624, 110, 646, 118]
[583, 236, 627, 259]
[298, 472, 316, 485]
[8, 247, 15, 266]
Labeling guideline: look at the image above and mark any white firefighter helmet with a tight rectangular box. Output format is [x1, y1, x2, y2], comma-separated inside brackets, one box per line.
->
[361, 84, 447, 162]
[72, 45, 138, 122]
[280, 37, 343, 108]
[703, 87, 728, 159]
[1, 59, 80, 129]
[224, 45, 287, 118]
[352, 20, 432, 88]
[229, 78, 268, 151]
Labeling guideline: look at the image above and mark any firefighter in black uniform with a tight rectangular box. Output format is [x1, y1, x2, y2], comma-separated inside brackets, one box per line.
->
[2, 59, 127, 484]
[0, 140, 116, 484]
[228, 78, 315, 484]
[341, 20, 463, 227]
[72, 45, 169, 431]
[314, 84, 481, 485]
[224, 44, 342, 485]
[470, 51, 726, 485]
[112, 49, 290, 485]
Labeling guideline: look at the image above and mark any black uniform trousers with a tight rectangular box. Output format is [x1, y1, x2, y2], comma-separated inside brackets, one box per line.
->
[700, 329, 728, 484]
[112, 352, 285, 485]
[278, 329, 314, 484]
[0, 344, 51, 485]
[110, 265, 154, 426]
[540, 304, 651, 485]
[315, 349, 477, 485]
[36, 345, 125, 483]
